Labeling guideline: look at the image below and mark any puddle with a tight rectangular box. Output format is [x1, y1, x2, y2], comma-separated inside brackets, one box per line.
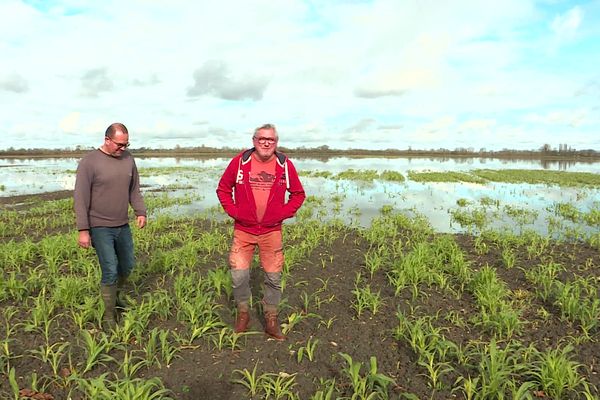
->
[1, 156, 599, 234]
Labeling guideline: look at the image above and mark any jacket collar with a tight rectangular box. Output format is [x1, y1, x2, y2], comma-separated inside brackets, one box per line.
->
[241, 148, 286, 167]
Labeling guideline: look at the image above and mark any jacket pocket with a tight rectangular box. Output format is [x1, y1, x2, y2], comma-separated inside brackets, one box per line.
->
[261, 206, 286, 226]
[234, 206, 255, 225]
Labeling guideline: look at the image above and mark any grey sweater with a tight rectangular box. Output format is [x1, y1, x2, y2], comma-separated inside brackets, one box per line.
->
[74, 149, 146, 230]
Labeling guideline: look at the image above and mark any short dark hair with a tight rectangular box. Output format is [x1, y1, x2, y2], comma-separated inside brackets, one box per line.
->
[105, 122, 129, 138]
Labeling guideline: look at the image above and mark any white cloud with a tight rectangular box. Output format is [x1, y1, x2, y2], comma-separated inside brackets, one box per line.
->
[80, 68, 114, 98]
[354, 68, 436, 99]
[0, 73, 29, 93]
[551, 6, 583, 39]
[59, 112, 80, 133]
[524, 109, 589, 127]
[0, 0, 597, 151]
[187, 60, 269, 101]
[460, 119, 497, 131]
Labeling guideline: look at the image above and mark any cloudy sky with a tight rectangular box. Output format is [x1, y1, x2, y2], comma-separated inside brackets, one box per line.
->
[1, 0, 598, 151]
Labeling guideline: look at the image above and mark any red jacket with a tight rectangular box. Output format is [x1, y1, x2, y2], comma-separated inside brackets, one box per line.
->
[217, 149, 306, 235]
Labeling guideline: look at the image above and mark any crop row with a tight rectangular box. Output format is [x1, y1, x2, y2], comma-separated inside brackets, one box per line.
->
[0, 190, 599, 399]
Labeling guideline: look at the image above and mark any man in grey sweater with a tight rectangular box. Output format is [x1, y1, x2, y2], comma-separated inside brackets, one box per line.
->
[74, 122, 146, 329]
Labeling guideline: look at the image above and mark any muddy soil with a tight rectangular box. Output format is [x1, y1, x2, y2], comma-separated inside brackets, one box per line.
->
[1, 192, 599, 400]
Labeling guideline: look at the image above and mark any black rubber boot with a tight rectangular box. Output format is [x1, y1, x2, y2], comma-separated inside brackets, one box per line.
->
[100, 284, 117, 330]
[116, 275, 130, 309]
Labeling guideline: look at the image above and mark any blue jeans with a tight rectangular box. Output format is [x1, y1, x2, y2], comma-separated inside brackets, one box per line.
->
[90, 224, 135, 285]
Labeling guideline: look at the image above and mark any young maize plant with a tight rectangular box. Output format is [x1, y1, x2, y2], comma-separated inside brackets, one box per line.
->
[504, 204, 538, 231]
[141, 289, 174, 321]
[469, 265, 523, 338]
[295, 336, 319, 363]
[0, 338, 18, 376]
[501, 248, 516, 269]
[553, 202, 582, 224]
[37, 235, 65, 273]
[23, 289, 55, 332]
[8, 367, 20, 400]
[158, 329, 180, 367]
[360, 214, 400, 246]
[387, 240, 448, 299]
[260, 372, 299, 400]
[281, 311, 317, 335]
[474, 235, 489, 255]
[299, 290, 311, 314]
[113, 310, 145, 344]
[70, 296, 103, 329]
[317, 315, 336, 330]
[449, 207, 489, 234]
[3, 167, 600, 400]
[452, 375, 479, 400]
[363, 246, 388, 279]
[196, 230, 229, 255]
[523, 230, 550, 260]
[466, 339, 529, 399]
[394, 310, 457, 365]
[309, 378, 337, 400]
[119, 350, 152, 380]
[232, 361, 263, 398]
[338, 353, 396, 400]
[207, 267, 232, 299]
[29, 341, 69, 377]
[524, 261, 564, 302]
[3, 271, 28, 302]
[210, 327, 247, 352]
[553, 278, 600, 336]
[530, 344, 589, 400]
[418, 352, 453, 391]
[75, 373, 173, 400]
[79, 330, 118, 375]
[430, 235, 473, 293]
[140, 328, 160, 367]
[351, 283, 383, 318]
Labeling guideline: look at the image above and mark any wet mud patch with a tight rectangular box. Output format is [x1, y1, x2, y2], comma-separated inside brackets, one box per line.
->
[1, 192, 599, 399]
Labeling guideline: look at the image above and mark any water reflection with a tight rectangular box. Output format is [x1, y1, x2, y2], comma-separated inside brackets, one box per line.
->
[1, 156, 599, 235]
[539, 159, 581, 170]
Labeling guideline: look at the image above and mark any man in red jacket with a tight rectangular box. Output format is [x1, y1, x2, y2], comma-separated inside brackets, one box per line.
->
[217, 123, 305, 340]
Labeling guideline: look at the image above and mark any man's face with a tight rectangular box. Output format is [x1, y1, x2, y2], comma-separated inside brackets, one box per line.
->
[104, 131, 129, 157]
[253, 128, 278, 161]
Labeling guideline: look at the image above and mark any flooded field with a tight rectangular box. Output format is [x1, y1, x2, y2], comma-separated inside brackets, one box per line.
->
[1, 156, 599, 399]
[2, 156, 599, 235]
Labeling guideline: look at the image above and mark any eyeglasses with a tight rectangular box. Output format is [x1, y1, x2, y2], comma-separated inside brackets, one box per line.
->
[107, 137, 130, 148]
[253, 136, 277, 145]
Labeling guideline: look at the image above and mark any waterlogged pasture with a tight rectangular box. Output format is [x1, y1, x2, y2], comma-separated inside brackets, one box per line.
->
[2, 156, 600, 235]
[1, 170, 599, 399]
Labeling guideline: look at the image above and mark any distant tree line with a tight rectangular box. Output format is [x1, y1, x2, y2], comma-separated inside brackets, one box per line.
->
[0, 143, 598, 160]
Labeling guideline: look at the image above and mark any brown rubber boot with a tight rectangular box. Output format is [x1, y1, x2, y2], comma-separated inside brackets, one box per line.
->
[264, 310, 285, 341]
[100, 284, 117, 330]
[234, 311, 250, 333]
[234, 303, 250, 333]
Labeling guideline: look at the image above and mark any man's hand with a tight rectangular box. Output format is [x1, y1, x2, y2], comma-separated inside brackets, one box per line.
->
[136, 215, 147, 229]
[78, 230, 91, 248]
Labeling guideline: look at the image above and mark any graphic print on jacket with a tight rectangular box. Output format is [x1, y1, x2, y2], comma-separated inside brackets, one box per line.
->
[250, 156, 276, 222]
[216, 148, 306, 235]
